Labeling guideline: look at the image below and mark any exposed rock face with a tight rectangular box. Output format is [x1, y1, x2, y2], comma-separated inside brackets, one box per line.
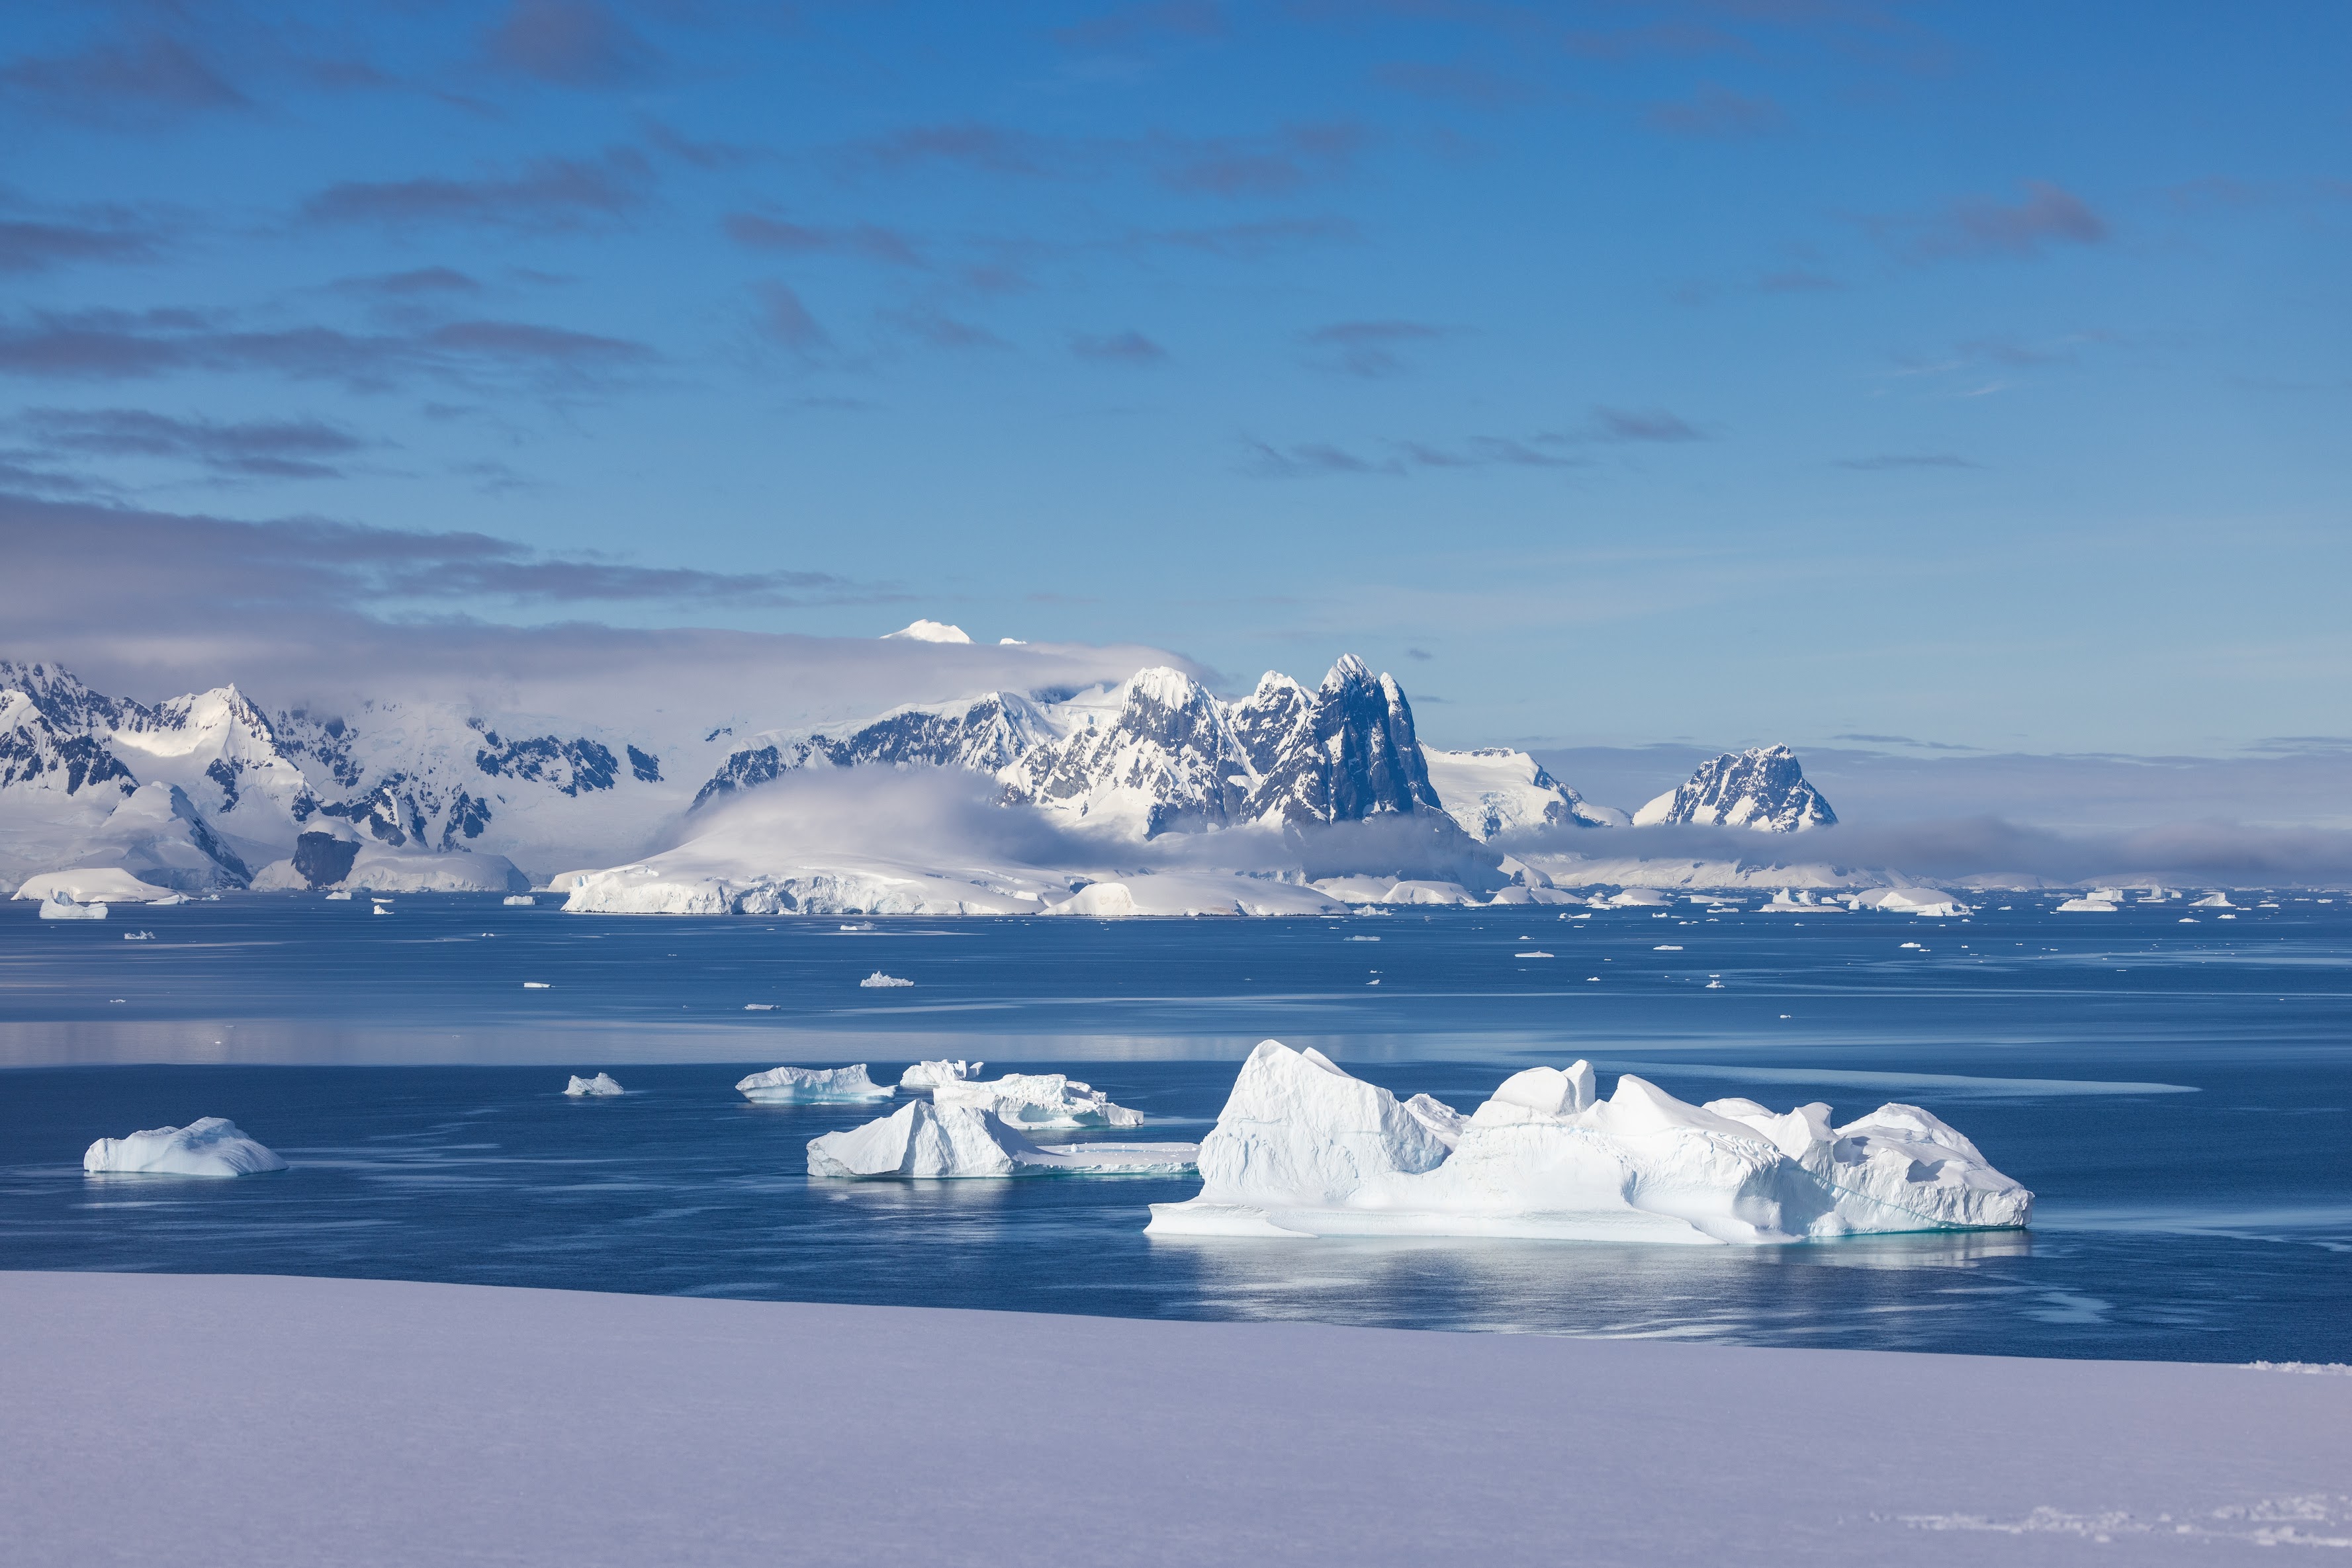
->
[291, 831, 361, 889]
[1633, 745, 1836, 832]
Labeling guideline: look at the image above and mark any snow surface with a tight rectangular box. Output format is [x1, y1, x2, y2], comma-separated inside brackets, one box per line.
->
[15, 1272, 2347, 1568]
[930, 1072, 1146, 1129]
[733, 1064, 893, 1103]
[1419, 746, 1615, 839]
[82, 1117, 287, 1176]
[564, 1074, 623, 1098]
[881, 619, 972, 643]
[36, 891, 106, 919]
[805, 1100, 1197, 1178]
[899, 1059, 982, 1088]
[1148, 1042, 2031, 1242]
[13, 867, 176, 903]
[1044, 873, 1345, 918]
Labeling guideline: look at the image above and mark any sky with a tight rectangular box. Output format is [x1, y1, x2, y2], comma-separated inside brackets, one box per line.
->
[3, 0, 2347, 760]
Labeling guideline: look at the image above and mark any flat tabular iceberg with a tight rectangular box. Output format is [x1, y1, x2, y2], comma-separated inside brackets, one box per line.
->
[1146, 1041, 2031, 1244]
[564, 1073, 623, 1097]
[807, 1100, 1197, 1179]
[84, 1117, 287, 1176]
[736, 1064, 895, 1103]
[899, 1059, 983, 1088]
[930, 1072, 1145, 1129]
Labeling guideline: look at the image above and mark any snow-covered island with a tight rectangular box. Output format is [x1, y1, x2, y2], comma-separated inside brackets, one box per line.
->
[1147, 1042, 2030, 1243]
[83, 1117, 288, 1176]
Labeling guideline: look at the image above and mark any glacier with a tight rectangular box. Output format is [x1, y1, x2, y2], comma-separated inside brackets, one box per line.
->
[735, 1065, 895, 1103]
[805, 1100, 1196, 1178]
[1146, 1041, 2031, 1243]
[83, 1117, 288, 1177]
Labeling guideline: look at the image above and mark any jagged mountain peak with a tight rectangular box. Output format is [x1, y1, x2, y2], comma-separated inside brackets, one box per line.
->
[1633, 744, 1836, 832]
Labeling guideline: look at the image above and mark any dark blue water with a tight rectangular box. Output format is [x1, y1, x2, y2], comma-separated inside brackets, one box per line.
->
[3, 892, 2347, 1360]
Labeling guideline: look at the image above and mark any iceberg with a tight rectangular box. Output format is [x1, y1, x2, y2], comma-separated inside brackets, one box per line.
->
[930, 1072, 1146, 1129]
[859, 971, 915, 988]
[564, 1073, 623, 1097]
[504, 894, 537, 907]
[14, 868, 173, 904]
[1146, 1041, 2032, 1244]
[736, 1064, 895, 1103]
[2055, 894, 2120, 912]
[806, 1100, 1196, 1179]
[38, 892, 107, 920]
[899, 1059, 983, 1089]
[84, 1117, 287, 1176]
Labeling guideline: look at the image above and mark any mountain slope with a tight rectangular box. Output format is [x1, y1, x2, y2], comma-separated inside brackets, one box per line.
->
[1633, 746, 1836, 832]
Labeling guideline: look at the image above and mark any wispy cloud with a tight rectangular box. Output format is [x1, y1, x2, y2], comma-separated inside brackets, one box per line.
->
[0, 195, 172, 275]
[1070, 330, 1168, 363]
[1242, 433, 1581, 478]
[724, 212, 922, 267]
[1896, 180, 2110, 261]
[300, 149, 655, 231]
[752, 282, 828, 352]
[1301, 318, 1454, 378]
[0, 32, 247, 124]
[482, 0, 659, 88]
[1151, 122, 1367, 196]
[1592, 406, 1704, 442]
[1373, 62, 1539, 108]
[1646, 83, 1786, 138]
[18, 407, 367, 480]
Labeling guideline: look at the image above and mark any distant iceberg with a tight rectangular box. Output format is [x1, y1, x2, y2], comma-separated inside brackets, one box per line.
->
[1146, 1041, 2031, 1244]
[736, 1064, 894, 1103]
[564, 1073, 623, 1097]
[38, 892, 106, 920]
[931, 1072, 1145, 1129]
[504, 894, 537, 907]
[899, 1059, 983, 1089]
[807, 1100, 1195, 1179]
[859, 971, 914, 988]
[84, 1117, 287, 1176]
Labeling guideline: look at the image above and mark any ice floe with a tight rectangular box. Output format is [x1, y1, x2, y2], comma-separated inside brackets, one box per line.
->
[565, 1073, 623, 1097]
[735, 1064, 895, 1103]
[83, 1117, 287, 1176]
[930, 1072, 1145, 1129]
[1146, 1041, 2032, 1244]
[899, 1059, 983, 1089]
[859, 971, 914, 988]
[504, 895, 537, 907]
[805, 1100, 1197, 1179]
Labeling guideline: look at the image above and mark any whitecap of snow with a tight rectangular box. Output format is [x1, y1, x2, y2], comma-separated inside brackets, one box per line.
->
[930, 1072, 1144, 1129]
[881, 619, 972, 643]
[84, 1117, 287, 1177]
[899, 1059, 983, 1089]
[736, 1064, 894, 1103]
[565, 1073, 623, 1097]
[805, 1100, 1197, 1179]
[1146, 1041, 2031, 1244]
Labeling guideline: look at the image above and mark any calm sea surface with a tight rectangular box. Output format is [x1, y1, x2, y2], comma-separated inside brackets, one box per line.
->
[3, 892, 2347, 1361]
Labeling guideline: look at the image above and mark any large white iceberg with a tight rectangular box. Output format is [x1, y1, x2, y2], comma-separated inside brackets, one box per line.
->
[37, 892, 107, 920]
[564, 1073, 623, 1097]
[806, 1100, 1196, 1179]
[1146, 1041, 2032, 1244]
[930, 1072, 1145, 1129]
[84, 1117, 288, 1176]
[899, 1059, 983, 1089]
[15, 868, 174, 904]
[736, 1064, 895, 1103]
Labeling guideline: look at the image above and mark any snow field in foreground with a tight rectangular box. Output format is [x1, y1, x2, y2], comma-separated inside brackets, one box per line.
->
[3, 1272, 2346, 1568]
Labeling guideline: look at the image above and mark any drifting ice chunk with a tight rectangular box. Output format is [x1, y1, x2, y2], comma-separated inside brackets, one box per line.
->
[84, 1117, 287, 1177]
[735, 1064, 894, 1103]
[38, 893, 107, 921]
[2191, 892, 2236, 909]
[931, 1072, 1145, 1129]
[860, 971, 915, 988]
[504, 895, 537, 907]
[1146, 1041, 2030, 1244]
[806, 1100, 1197, 1179]
[565, 1073, 623, 1097]
[2055, 896, 2119, 912]
[899, 1059, 984, 1089]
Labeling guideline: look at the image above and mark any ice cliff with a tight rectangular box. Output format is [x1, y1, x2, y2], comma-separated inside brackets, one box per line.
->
[1146, 1041, 2030, 1243]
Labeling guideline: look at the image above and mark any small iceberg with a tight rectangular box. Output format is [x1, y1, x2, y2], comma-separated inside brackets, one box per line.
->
[931, 1072, 1144, 1129]
[523, 981, 551, 990]
[564, 1073, 623, 1097]
[2191, 892, 2236, 909]
[326, 891, 353, 900]
[372, 904, 392, 916]
[122, 930, 156, 941]
[39, 893, 106, 921]
[743, 1002, 776, 1011]
[2056, 896, 2119, 912]
[840, 922, 876, 932]
[503, 894, 537, 907]
[1517, 950, 1555, 958]
[84, 1117, 287, 1177]
[806, 1100, 1197, 1180]
[899, 1059, 984, 1089]
[1146, 1041, 2031, 1244]
[859, 971, 914, 988]
[736, 1064, 895, 1103]
[1653, 944, 1683, 951]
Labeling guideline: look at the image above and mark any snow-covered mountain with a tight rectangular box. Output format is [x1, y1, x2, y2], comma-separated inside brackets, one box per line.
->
[694, 655, 1459, 840]
[1420, 748, 1623, 840]
[1632, 746, 1836, 832]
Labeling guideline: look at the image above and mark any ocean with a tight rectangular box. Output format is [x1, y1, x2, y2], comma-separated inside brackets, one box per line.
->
[3, 891, 2346, 1360]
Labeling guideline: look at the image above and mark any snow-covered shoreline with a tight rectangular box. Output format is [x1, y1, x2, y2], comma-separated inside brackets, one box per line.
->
[3, 1271, 2345, 1567]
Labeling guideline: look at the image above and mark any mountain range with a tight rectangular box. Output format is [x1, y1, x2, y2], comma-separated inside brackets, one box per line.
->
[0, 654, 1835, 898]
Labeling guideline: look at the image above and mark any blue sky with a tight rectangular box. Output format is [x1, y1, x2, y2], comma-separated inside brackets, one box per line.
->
[3, 1, 2347, 756]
